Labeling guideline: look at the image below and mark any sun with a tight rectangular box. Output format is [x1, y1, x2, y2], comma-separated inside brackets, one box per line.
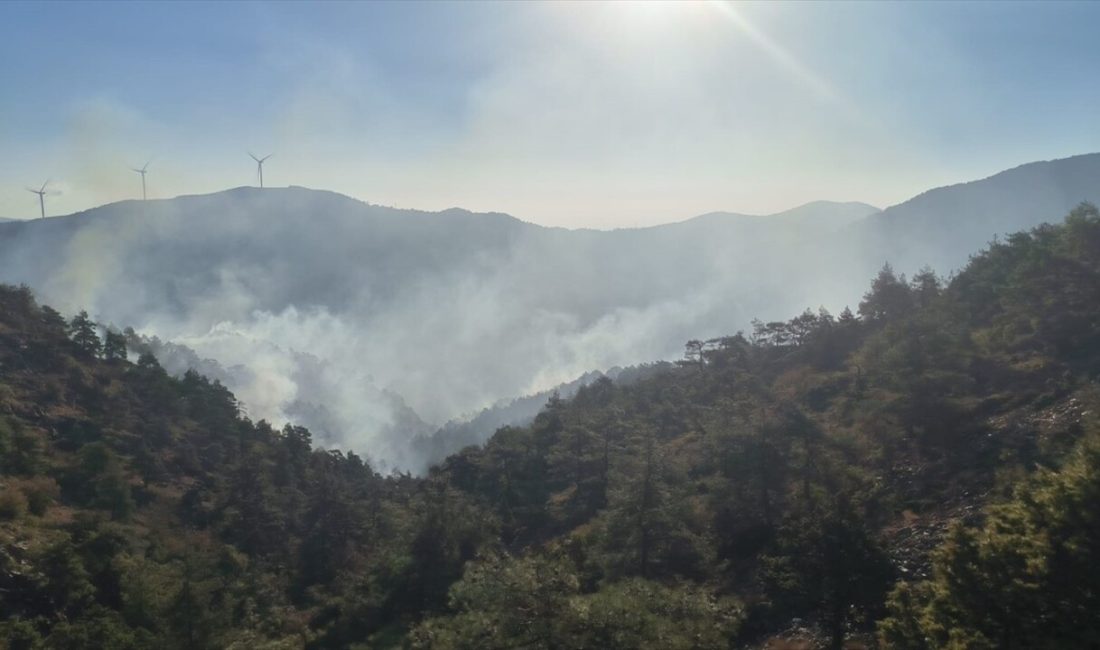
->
[567, 0, 716, 52]
[613, 0, 708, 26]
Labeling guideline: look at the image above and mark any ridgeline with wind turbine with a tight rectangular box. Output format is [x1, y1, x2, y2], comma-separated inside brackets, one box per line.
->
[249, 152, 273, 189]
[130, 161, 150, 201]
[20, 150, 277, 218]
[24, 180, 52, 219]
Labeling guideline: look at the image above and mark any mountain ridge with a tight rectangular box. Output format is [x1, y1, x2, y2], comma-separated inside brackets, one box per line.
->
[878, 152, 1100, 215]
[0, 153, 1097, 469]
[0, 187, 874, 233]
[3, 150, 1097, 234]
[856, 151, 1100, 277]
[3, 203, 1099, 646]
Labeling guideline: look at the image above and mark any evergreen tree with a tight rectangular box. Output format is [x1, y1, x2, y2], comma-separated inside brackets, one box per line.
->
[761, 496, 894, 650]
[859, 263, 914, 322]
[222, 455, 285, 557]
[39, 539, 96, 617]
[40, 304, 68, 334]
[68, 310, 102, 357]
[880, 428, 1100, 649]
[102, 330, 128, 362]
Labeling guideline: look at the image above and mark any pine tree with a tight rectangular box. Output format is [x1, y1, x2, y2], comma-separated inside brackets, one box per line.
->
[859, 263, 914, 321]
[102, 330, 127, 362]
[68, 310, 102, 357]
[879, 430, 1100, 648]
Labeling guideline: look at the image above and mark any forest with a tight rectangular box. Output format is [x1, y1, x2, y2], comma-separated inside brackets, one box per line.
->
[2, 204, 1100, 649]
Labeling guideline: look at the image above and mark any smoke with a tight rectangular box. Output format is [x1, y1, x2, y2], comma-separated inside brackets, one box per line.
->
[0, 189, 892, 471]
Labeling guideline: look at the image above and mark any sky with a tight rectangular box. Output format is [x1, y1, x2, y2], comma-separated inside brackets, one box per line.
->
[2, 0, 1099, 228]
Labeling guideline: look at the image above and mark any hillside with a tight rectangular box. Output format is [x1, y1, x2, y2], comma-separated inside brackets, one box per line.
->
[0, 155, 1096, 470]
[413, 363, 675, 472]
[680, 200, 879, 230]
[2, 204, 1100, 648]
[858, 152, 1100, 275]
[0, 189, 880, 469]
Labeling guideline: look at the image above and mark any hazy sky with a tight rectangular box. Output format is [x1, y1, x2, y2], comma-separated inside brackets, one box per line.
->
[2, 1, 1099, 227]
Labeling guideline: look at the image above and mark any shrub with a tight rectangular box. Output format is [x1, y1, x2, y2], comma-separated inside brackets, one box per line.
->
[19, 476, 61, 516]
[0, 484, 29, 520]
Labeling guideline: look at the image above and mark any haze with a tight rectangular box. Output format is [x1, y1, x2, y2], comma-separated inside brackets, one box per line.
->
[3, 1, 1100, 471]
[3, 1, 1100, 227]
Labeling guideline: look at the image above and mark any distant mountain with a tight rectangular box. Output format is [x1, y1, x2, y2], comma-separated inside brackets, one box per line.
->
[858, 153, 1100, 275]
[0, 188, 530, 321]
[0, 153, 1096, 468]
[0, 187, 876, 467]
[683, 200, 879, 229]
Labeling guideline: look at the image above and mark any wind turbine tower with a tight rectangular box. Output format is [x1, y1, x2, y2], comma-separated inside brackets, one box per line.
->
[249, 152, 273, 188]
[131, 161, 150, 200]
[26, 180, 49, 219]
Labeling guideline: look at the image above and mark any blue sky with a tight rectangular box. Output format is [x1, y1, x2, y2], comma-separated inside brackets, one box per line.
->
[2, 1, 1099, 227]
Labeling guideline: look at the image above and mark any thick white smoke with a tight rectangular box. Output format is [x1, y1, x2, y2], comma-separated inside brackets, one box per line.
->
[6, 152, 1093, 472]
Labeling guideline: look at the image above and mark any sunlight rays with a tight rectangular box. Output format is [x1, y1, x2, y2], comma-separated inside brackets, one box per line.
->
[706, 1, 851, 111]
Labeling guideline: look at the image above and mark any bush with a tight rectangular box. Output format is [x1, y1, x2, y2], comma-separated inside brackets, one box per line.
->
[0, 484, 29, 520]
[878, 430, 1100, 648]
[0, 417, 42, 476]
[19, 476, 60, 516]
[0, 618, 46, 650]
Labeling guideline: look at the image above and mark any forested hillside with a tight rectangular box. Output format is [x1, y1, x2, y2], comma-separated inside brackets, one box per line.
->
[0, 188, 878, 469]
[3, 205, 1100, 649]
[0, 153, 1094, 471]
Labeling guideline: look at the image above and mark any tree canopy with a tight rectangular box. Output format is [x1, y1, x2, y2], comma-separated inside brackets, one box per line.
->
[1, 205, 1100, 647]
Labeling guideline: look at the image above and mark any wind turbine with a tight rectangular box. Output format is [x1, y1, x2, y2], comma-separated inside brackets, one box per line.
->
[131, 160, 150, 200]
[249, 152, 273, 188]
[26, 180, 50, 219]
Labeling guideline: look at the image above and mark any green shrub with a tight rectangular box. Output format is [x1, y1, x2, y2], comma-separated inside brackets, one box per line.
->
[0, 617, 46, 650]
[0, 484, 29, 521]
[20, 476, 60, 516]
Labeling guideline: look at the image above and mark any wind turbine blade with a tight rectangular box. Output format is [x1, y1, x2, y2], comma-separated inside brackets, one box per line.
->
[40, 180, 50, 192]
[26, 187, 38, 194]
[249, 152, 260, 162]
[261, 153, 273, 162]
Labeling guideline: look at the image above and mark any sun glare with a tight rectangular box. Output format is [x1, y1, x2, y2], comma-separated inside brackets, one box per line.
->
[596, 1, 845, 109]
[706, 0, 849, 108]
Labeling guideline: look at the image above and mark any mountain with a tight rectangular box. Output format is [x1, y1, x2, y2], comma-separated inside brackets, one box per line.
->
[681, 200, 879, 229]
[857, 152, 1100, 274]
[417, 203, 1100, 648]
[3, 204, 1100, 647]
[0, 154, 1096, 468]
[0, 189, 877, 468]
